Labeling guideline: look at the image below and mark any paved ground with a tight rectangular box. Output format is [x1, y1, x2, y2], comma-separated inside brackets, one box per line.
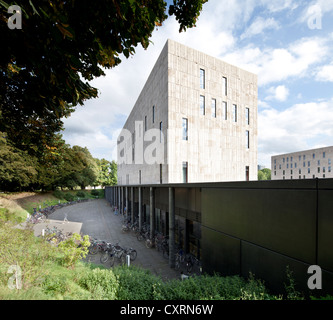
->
[32, 199, 182, 281]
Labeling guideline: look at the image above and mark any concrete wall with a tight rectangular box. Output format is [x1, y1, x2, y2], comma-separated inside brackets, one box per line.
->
[167, 40, 258, 183]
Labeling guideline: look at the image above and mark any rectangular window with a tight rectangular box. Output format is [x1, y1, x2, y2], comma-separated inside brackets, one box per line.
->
[222, 76, 227, 96]
[200, 69, 205, 89]
[144, 115, 147, 131]
[139, 170, 142, 184]
[182, 118, 188, 141]
[245, 166, 249, 181]
[182, 162, 188, 183]
[222, 101, 227, 120]
[200, 95, 205, 115]
[245, 107, 250, 125]
[152, 105, 155, 123]
[233, 104, 237, 122]
[323, 152, 326, 158]
[160, 164, 162, 184]
[211, 99, 216, 118]
[159, 121, 163, 142]
[245, 130, 250, 149]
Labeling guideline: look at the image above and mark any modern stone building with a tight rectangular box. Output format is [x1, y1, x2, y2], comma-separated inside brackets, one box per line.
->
[271, 146, 333, 180]
[117, 39, 258, 185]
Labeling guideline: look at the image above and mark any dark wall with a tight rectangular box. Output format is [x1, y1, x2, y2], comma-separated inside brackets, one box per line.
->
[201, 179, 333, 295]
[106, 179, 333, 295]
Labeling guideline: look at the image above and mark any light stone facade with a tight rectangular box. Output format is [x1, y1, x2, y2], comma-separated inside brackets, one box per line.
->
[271, 146, 333, 180]
[117, 39, 258, 185]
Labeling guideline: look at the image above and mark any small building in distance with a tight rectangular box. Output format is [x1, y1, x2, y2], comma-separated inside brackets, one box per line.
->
[271, 146, 333, 180]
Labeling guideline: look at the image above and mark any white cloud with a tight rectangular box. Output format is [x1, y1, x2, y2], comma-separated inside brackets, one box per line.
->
[241, 17, 280, 40]
[258, 98, 333, 167]
[315, 63, 333, 82]
[260, 0, 299, 13]
[222, 36, 329, 85]
[266, 85, 290, 101]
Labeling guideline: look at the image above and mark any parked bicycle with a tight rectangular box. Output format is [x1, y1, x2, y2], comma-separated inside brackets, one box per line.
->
[88, 237, 108, 255]
[185, 252, 202, 274]
[174, 248, 185, 271]
[100, 243, 134, 267]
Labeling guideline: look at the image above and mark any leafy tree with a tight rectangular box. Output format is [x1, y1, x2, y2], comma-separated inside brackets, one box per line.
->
[0, 0, 208, 154]
[94, 158, 117, 187]
[0, 132, 38, 191]
[258, 168, 271, 181]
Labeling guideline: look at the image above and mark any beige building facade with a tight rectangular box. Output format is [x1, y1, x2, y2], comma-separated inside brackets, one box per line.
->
[271, 146, 333, 180]
[117, 39, 258, 185]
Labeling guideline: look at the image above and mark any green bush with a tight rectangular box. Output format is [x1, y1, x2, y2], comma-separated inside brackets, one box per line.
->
[57, 233, 90, 268]
[91, 189, 104, 198]
[63, 192, 75, 202]
[113, 266, 162, 300]
[76, 191, 87, 198]
[78, 268, 119, 300]
[52, 190, 65, 199]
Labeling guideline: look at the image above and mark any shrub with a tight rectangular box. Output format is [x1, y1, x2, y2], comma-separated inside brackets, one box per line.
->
[78, 268, 119, 300]
[76, 191, 87, 198]
[63, 192, 75, 202]
[113, 266, 162, 300]
[53, 190, 65, 199]
[57, 233, 90, 268]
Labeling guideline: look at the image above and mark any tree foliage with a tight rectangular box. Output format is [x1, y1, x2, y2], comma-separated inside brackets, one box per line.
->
[0, 0, 208, 153]
[0, 133, 115, 191]
[258, 168, 271, 181]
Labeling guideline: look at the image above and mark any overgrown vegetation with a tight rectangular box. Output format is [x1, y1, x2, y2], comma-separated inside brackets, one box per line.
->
[0, 194, 331, 300]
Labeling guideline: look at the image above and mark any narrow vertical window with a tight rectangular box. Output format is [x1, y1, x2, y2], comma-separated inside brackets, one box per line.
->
[233, 104, 237, 122]
[222, 101, 227, 120]
[182, 162, 188, 183]
[246, 130, 250, 149]
[160, 164, 162, 184]
[222, 76, 227, 96]
[144, 115, 147, 131]
[245, 166, 249, 181]
[182, 118, 188, 141]
[211, 99, 216, 118]
[200, 95, 205, 115]
[139, 170, 141, 184]
[200, 69, 205, 89]
[159, 121, 162, 142]
[152, 105, 155, 123]
[245, 107, 250, 125]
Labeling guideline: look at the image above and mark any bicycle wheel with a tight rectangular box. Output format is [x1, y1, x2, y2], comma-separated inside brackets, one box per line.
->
[137, 234, 143, 241]
[145, 239, 153, 249]
[100, 252, 109, 264]
[129, 249, 137, 261]
[109, 255, 115, 267]
[89, 244, 98, 255]
[175, 258, 180, 271]
[120, 253, 127, 265]
[186, 262, 193, 273]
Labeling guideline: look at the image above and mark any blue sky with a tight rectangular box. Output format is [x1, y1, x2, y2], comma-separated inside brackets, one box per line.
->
[62, 0, 333, 169]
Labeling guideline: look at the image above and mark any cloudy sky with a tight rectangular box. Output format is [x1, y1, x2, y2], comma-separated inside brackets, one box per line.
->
[62, 0, 333, 168]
